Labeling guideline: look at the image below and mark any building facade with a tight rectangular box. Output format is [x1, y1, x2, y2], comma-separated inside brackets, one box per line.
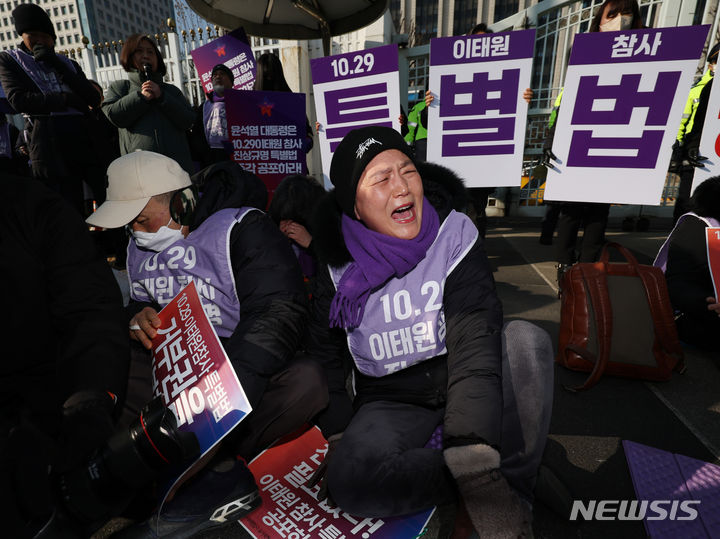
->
[0, 0, 174, 51]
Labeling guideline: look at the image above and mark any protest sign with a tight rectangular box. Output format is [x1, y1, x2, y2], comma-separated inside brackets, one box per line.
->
[311, 44, 402, 188]
[690, 67, 720, 193]
[706, 227, 720, 300]
[225, 89, 306, 194]
[240, 426, 435, 539]
[544, 25, 709, 205]
[151, 280, 251, 457]
[190, 27, 256, 93]
[427, 29, 535, 187]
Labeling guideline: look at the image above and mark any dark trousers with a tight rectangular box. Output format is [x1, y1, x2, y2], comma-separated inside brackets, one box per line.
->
[121, 345, 328, 460]
[555, 202, 611, 265]
[326, 321, 554, 517]
[673, 168, 695, 224]
[468, 187, 493, 239]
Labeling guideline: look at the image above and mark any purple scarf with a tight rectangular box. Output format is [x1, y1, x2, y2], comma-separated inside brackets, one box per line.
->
[330, 198, 440, 329]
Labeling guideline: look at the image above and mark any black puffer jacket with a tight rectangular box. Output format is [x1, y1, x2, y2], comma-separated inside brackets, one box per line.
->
[128, 162, 308, 406]
[307, 162, 504, 450]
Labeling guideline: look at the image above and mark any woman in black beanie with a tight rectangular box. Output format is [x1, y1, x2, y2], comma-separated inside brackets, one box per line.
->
[305, 126, 554, 536]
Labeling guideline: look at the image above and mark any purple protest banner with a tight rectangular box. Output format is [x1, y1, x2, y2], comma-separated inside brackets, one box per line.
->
[311, 44, 401, 188]
[427, 29, 536, 187]
[190, 27, 256, 93]
[224, 89, 306, 195]
[544, 25, 709, 205]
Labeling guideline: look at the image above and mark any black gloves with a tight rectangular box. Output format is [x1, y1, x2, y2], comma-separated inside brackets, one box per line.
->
[63, 91, 88, 112]
[54, 390, 116, 475]
[306, 433, 342, 506]
[33, 44, 65, 71]
[686, 147, 708, 168]
[540, 147, 558, 168]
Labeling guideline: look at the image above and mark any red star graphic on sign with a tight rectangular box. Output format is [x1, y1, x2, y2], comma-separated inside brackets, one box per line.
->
[259, 100, 274, 117]
[214, 45, 226, 57]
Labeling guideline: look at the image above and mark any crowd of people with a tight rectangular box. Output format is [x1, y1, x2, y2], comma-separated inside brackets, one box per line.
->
[1, 0, 719, 538]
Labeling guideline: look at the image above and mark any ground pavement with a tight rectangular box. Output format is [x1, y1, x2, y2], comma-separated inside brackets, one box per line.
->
[105, 218, 720, 539]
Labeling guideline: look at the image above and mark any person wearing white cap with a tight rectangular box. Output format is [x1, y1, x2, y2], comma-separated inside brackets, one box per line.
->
[87, 151, 328, 537]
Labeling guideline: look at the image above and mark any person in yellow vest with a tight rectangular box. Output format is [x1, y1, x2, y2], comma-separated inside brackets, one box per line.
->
[670, 42, 719, 222]
[404, 96, 428, 160]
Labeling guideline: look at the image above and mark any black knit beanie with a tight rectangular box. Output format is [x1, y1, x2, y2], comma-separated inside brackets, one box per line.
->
[211, 64, 234, 84]
[329, 126, 414, 217]
[13, 3, 56, 39]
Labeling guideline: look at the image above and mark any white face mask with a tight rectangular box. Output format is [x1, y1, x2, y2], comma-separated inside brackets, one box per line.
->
[600, 14, 633, 32]
[132, 218, 183, 252]
[212, 83, 226, 96]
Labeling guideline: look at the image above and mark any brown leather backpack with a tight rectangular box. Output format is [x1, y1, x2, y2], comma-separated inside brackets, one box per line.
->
[557, 242, 685, 391]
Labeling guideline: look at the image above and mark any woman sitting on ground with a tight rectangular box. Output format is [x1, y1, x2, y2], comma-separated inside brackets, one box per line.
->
[306, 126, 554, 536]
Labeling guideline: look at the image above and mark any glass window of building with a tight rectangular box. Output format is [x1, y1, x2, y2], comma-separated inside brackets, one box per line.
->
[414, 0, 438, 45]
[453, 0, 478, 36]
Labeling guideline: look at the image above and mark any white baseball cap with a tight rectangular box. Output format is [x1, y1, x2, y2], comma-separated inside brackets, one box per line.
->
[86, 151, 192, 229]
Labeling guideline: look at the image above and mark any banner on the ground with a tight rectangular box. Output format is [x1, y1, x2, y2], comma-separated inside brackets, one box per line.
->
[706, 227, 720, 300]
[152, 280, 251, 457]
[225, 89, 306, 193]
[427, 29, 535, 187]
[190, 27, 256, 93]
[239, 426, 435, 539]
[690, 69, 720, 193]
[311, 44, 402, 189]
[544, 25, 709, 205]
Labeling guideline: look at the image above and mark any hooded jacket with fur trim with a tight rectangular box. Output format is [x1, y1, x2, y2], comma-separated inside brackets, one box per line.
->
[307, 162, 504, 449]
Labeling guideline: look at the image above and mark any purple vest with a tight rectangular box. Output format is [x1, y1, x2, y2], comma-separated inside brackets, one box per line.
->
[127, 207, 258, 338]
[0, 124, 10, 158]
[330, 211, 478, 377]
[203, 96, 228, 149]
[654, 212, 720, 273]
[7, 49, 81, 115]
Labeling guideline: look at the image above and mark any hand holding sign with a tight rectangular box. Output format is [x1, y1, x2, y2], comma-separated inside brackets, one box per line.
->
[705, 227, 720, 302]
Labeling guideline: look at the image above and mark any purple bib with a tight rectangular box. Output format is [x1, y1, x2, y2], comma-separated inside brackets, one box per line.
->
[202, 97, 228, 149]
[0, 124, 10, 158]
[127, 207, 258, 338]
[7, 49, 81, 115]
[330, 211, 478, 377]
[653, 212, 720, 273]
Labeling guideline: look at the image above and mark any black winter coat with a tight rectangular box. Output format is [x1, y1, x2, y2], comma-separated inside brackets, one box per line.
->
[307, 162, 504, 450]
[0, 176, 129, 432]
[0, 43, 103, 180]
[127, 162, 309, 407]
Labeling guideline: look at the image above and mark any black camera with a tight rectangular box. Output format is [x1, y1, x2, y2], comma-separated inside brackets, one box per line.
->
[36, 397, 200, 537]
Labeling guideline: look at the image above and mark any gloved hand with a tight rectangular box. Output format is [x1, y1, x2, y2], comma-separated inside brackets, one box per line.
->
[53, 390, 116, 475]
[63, 91, 88, 112]
[686, 147, 708, 168]
[32, 43, 65, 70]
[669, 140, 683, 172]
[540, 147, 558, 168]
[306, 433, 342, 506]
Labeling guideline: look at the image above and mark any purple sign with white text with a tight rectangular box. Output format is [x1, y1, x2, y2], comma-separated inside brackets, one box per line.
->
[544, 25, 709, 205]
[224, 89, 306, 194]
[311, 44, 402, 188]
[190, 28, 256, 93]
[427, 30, 535, 187]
